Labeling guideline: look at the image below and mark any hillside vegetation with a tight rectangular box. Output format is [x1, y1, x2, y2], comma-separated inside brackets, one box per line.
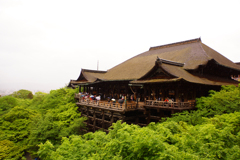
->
[0, 85, 240, 159]
[0, 88, 86, 159]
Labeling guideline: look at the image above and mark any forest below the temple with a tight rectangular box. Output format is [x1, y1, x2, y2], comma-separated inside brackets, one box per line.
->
[0, 85, 240, 160]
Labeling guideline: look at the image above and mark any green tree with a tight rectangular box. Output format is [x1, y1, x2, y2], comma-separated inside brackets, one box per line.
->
[0, 140, 17, 160]
[39, 112, 240, 160]
[0, 96, 18, 114]
[11, 89, 34, 99]
[0, 87, 86, 159]
[0, 106, 38, 159]
[27, 88, 86, 157]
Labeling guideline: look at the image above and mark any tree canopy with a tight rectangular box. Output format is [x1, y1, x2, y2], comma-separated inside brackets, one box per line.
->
[10, 89, 33, 99]
[38, 112, 240, 159]
[0, 85, 240, 159]
[0, 87, 86, 159]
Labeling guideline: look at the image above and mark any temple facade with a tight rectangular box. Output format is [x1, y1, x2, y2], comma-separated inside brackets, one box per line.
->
[69, 38, 240, 132]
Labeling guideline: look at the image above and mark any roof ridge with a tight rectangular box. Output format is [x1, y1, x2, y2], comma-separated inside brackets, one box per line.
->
[157, 57, 184, 67]
[149, 38, 201, 51]
[82, 69, 107, 73]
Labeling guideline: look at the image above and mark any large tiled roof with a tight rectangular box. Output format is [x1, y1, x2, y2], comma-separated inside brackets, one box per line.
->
[101, 38, 240, 81]
[70, 38, 240, 86]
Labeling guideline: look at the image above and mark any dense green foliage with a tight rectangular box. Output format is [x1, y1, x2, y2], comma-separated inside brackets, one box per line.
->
[38, 112, 240, 159]
[1, 85, 240, 159]
[0, 106, 37, 159]
[0, 88, 86, 159]
[0, 96, 18, 114]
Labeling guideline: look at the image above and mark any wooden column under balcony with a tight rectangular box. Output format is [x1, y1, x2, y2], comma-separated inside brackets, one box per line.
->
[76, 95, 196, 133]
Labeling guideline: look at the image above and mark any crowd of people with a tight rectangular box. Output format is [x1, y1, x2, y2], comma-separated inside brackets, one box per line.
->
[77, 92, 101, 101]
[77, 92, 176, 104]
[77, 92, 131, 104]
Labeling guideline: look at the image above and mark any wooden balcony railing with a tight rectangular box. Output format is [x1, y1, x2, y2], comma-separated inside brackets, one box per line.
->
[75, 94, 195, 111]
[145, 100, 195, 109]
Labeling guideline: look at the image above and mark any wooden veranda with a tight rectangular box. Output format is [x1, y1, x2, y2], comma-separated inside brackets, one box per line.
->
[75, 94, 196, 133]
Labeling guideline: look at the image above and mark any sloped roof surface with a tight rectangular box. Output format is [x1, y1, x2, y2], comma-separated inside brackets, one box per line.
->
[72, 38, 240, 86]
[201, 43, 240, 70]
[101, 38, 240, 81]
[161, 63, 239, 86]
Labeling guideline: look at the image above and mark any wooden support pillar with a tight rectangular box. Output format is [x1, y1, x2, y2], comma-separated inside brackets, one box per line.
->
[87, 107, 89, 131]
[155, 87, 158, 100]
[156, 87, 159, 100]
[122, 115, 126, 123]
[125, 84, 128, 97]
[119, 113, 125, 123]
[93, 109, 96, 132]
[160, 110, 164, 119]
[148, 86, 151, 100]
[147, 110, 151, 124]
[184, 88, 188, 102]
[97, 85, 99, 95]
[162, 89, 166, 101]
[144, 86, 147, 102]
[175, 89, 179, 102]
[79, 85, 81, 92]
[91, 86, 94, 95]
[84, 86, 86, 92]
[102, 110, 105, 129]
[86, 86, 89, 93]
[135, 111, 139, 124]
[110, 111, 114, 125]
[117, 85, 120, 99]
[193, 85, 197, 100]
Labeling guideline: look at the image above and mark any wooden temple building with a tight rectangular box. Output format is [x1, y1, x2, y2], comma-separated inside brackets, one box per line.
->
[68, 38, 240, 133]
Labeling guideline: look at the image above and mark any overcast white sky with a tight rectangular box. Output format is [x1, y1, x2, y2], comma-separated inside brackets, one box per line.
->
[1, 0, 240, 93]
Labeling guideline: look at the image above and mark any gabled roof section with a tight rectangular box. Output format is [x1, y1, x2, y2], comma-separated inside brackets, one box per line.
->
[139, 58, 181, 80]
[76, 69, 107, 82]
[131, 62, 239, 86]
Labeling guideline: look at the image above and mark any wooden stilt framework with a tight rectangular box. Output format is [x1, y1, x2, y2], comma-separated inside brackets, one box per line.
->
[75, 95, 196, 133]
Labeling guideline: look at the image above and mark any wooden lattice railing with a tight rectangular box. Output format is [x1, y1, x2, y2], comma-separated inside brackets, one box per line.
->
[75, 94, 195, 111]
[145, 100, 195, 109]
[77, 98, 142, 111]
